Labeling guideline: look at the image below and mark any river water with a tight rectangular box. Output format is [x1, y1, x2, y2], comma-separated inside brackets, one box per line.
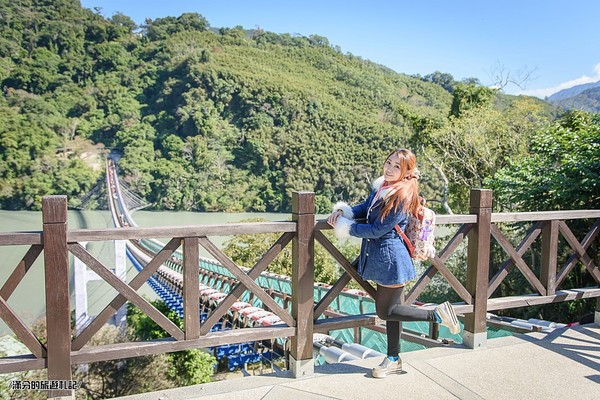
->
[0, 210, 294, 336]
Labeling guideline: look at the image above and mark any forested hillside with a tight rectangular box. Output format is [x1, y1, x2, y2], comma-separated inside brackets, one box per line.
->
[0, 0, 558, 213]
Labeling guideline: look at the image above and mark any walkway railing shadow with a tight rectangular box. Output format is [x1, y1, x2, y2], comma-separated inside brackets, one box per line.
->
[0, 189, 598, 398]
[515, 324, 600, 373]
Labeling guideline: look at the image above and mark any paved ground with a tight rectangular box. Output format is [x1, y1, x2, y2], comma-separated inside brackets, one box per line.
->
[114, 324, 600, 400]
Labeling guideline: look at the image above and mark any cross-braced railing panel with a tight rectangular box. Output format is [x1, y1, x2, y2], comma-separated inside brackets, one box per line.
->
[487, 218, 600, 300]
[314, 222, 474, 313]
[198, 232, 296, 335]
[556, 219, 600, 286]
[556, 219, 599, 287]
[198, 236, 295, 327]
[69, 243, 185, 338]
[313, 230, 375, 320]
[491, 224, 547, 296]
[0, 245, 46, 358]
[71, 237, 182, 350]
[488, 221, 544, 297]
[406, 223, 474, 305]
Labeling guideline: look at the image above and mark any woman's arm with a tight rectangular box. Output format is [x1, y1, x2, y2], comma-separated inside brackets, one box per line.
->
[350, 208, 407, 239]
[329, 192, 376, 238]
[332, 207, 407, 239]
[329, 191, 373, 223]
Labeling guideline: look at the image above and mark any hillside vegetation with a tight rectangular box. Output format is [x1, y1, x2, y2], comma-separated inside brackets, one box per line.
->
[0, 0, 576, 215]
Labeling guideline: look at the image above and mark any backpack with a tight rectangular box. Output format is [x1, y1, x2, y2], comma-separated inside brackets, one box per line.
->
[394, 197, 436, 260]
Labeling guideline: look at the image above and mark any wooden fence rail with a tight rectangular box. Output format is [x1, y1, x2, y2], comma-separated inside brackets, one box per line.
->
[0, 189, 599, 399]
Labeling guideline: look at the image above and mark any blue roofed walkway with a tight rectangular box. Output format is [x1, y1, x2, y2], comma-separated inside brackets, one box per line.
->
[114, 323, 599, 400]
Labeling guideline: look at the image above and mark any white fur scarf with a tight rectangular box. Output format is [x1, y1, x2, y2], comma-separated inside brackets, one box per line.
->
[331, 176, 391, 239]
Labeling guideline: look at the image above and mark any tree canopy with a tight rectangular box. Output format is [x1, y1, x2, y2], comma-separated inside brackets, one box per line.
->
[1, 0, 555, 213]
[486, 110, 600, 211]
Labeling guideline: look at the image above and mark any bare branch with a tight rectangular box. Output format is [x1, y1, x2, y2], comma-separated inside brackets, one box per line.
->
[488, 61, 538, 90]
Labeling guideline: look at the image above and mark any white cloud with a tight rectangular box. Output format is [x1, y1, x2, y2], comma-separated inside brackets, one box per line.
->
[518, 63, 600, 99]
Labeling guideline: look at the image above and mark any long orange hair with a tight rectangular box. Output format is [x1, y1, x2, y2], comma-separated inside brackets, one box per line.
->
[379, 148, 420, 221]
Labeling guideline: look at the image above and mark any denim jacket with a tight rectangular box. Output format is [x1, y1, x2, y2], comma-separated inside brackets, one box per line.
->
[337, 183, 416, 286]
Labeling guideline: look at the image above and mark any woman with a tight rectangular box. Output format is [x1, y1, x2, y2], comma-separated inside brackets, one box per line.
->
[327, 148, 460, 379]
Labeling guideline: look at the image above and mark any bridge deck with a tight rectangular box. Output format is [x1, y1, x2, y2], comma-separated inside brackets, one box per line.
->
[114, 323, 599, 400]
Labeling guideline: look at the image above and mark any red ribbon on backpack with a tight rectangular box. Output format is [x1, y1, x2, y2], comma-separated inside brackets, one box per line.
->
[394, 197, 426, 259]
[394, 225, 415, 258]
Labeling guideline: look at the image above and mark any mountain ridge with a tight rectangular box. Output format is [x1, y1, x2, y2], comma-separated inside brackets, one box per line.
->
[547, 80, 600, 112]
[548, 80, 600, 102]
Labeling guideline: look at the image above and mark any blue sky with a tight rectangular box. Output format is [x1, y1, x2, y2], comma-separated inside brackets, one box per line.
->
[80, 0, 600, 98]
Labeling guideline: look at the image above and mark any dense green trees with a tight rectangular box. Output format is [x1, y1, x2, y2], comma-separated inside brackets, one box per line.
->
[1, 0, 457, 212]
[2, 0, 563, 215]
[412, 94, 555, 213]
[487, 110, 600, 211]
[1, 2, 595, 236]
[0, 89, 98, 209]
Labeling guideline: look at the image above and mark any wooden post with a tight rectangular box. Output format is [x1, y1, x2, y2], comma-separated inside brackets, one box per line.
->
[541, 220, 559, 295]
[290, 191, 315, 378]
[183, 238, 200, 339]
[463, 189, 492, 349]
[42, 196, 73, 398]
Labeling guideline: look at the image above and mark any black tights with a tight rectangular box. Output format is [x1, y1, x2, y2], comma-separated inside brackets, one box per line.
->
[375, 285, 436, 356]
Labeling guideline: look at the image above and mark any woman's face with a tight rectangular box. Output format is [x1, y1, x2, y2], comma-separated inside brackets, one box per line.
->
[383, 153, 403, 183]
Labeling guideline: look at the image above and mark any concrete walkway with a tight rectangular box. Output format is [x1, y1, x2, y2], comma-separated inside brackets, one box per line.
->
[115, 324, 600, 400]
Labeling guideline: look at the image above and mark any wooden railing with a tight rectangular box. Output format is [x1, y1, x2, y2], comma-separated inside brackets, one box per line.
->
[314, 189, 600, 348]
[0, 189, 599, 398]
